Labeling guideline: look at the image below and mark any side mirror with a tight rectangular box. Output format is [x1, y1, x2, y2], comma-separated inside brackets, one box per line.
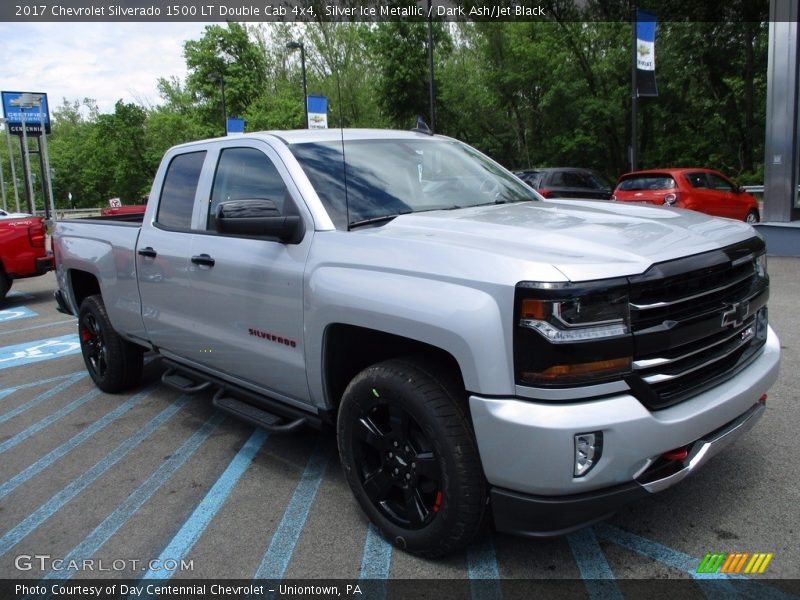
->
[215, 199, 304, 243]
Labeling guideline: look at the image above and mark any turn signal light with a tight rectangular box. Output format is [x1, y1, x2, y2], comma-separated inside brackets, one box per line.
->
[522, 357, 632, 384]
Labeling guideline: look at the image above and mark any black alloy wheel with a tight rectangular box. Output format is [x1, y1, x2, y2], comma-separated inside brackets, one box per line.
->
[352, 400, 443, 529]
[78, 295, 143, 393]
[338, 358, 486, 557]
[80, 311, 108, 379]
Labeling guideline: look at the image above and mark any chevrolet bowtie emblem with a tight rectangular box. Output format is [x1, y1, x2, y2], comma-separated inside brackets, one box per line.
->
[721, 300, 750, 328]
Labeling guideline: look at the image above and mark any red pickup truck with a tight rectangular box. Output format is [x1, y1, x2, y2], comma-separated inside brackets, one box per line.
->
[0, 215, 53, 300]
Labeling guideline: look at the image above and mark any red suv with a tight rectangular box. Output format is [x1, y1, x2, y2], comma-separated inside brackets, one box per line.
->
[612, 168, 760, 223]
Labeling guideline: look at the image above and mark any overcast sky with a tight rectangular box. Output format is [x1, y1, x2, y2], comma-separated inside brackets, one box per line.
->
[0, 23, 214, 116]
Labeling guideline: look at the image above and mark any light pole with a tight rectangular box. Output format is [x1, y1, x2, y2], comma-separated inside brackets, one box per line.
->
[286, 41, 308, 128]
[207, 72, 227, 136]
[0, 119, 20, 213]
[426, 0, 436, 132]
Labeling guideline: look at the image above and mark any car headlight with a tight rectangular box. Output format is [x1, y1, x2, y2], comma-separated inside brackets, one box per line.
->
[514, 280, 634, 387]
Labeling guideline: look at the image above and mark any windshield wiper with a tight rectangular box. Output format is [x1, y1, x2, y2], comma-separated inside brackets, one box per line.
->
[348, 212, 409, 230]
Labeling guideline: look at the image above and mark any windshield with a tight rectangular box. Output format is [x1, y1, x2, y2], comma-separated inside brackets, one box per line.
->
[290, 138, 538, 229]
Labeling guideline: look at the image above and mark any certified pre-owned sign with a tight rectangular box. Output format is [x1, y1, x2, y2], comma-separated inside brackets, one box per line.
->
[1, 91, 51, 135]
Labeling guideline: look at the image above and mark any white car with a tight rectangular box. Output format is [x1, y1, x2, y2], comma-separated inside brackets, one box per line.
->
[0, 209, 33, 218]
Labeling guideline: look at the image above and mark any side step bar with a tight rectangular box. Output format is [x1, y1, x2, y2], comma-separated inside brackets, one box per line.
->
[161, 368, 213, 394]
[158, 358, 323, 432]
[213, 389, 307, 433]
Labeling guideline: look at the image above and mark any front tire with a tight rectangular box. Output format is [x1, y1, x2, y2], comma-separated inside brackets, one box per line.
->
[78, 295, 143, 393]
[337, 358, 486, 557]
[745, 209, 760, 224]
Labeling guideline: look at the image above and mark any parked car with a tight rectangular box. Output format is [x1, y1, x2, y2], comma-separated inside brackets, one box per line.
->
[613, 168, 760, 223]
[54, 129, 778, 557]
[0, 209, 33, 219]
[515, 167, 613, 200]
[101, 204, 148, 218]
[0, 214, 53, 300]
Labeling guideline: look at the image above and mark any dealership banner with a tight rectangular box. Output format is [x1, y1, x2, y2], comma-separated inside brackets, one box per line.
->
[635, 9, 658, 97]
[307, 96, 328, 129]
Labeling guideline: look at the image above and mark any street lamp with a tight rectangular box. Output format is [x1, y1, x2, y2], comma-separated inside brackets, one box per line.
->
[286, 41, 309, 129]
[207, 72, 227, 137]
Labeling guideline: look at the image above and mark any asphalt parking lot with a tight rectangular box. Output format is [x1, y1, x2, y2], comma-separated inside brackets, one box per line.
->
[0, 262, 798, 597]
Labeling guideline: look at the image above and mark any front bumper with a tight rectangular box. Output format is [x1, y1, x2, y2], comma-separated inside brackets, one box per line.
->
[490, 400, 765, 537]
[470, 325, 780, 535]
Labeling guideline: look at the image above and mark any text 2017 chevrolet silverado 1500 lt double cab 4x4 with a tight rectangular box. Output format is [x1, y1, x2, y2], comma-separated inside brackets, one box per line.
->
[53, 130, 780, 557]
[0, 214, 52, 300]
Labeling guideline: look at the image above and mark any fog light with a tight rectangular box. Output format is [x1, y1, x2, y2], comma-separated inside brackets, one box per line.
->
[574, 432, 603, 477]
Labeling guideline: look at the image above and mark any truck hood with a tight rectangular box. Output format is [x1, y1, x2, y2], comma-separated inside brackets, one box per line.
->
[368, 199, 758, 281]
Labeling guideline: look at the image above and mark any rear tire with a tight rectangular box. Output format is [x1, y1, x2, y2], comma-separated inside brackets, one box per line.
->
[337, 358, 486, 558]
[745, 209, 760, 224]
[78, 294, 143, 393]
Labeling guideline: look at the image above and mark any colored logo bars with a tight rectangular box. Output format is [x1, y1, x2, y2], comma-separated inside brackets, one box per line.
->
[697, 552, 773, 574]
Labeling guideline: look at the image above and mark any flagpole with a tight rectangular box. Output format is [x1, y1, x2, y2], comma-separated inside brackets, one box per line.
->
[631, 3, 638, 171]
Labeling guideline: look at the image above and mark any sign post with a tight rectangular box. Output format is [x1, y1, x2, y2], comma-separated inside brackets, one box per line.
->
[2, 92, 53, 219]
[0, 119, 20, 212]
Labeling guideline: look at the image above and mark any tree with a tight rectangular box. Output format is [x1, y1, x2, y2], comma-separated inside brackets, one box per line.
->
[369, 17, 453, 128]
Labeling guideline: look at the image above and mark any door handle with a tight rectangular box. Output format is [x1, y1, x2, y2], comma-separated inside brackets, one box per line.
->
[190, 254, 215, 267]
[137, 247, 157, 258]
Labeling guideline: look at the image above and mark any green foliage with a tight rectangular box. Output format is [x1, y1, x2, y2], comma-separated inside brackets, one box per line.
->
[26, 19, 770, 212]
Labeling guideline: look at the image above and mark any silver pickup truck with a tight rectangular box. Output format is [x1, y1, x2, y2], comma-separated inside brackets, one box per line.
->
[53, 129, 780, 557]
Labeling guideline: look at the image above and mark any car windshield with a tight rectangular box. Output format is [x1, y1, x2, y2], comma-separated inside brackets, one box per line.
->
[617, 175, 676, 191]
[290, 138, 538, 229]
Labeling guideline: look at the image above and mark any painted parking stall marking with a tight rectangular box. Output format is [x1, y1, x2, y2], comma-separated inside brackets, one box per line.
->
[42, 412, 227, 582]
[0, 394, 188, 557]
[0, 385, 159, 500]
[0, 334, 80, 369]
[0, 307, 37, 322]
[141, 428, 270, 582]
[0, 373, 85, 427]
[254, 439, 332, 579]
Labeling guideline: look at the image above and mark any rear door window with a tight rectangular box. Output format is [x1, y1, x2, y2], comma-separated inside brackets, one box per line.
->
[686, 172, 711, 189]
[156, 151, 206, 229]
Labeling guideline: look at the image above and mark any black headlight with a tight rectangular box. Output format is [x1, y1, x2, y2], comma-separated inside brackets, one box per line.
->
[514, 280, 634, 386]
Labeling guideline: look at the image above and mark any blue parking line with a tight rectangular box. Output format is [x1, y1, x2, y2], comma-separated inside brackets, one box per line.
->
[0, 334, 81, 370]
[0, 307, 38, 322]
[357, 524, 393, 600]
[0, 385, 158, 500]
[0, 387, 101, 456]
[254, 440, 332, 579]
[0, 370, 84, 394]
[0, 396, 189, 557]
[141, 427, 270, 581]
[467, 536, 503, 600]
[567, 528, 623, 600]
[42, 412, 226, 582]
[594, 525, 798, 600]
[0, 373, 85, 427]
[359, 524, 393, 579]
[0, 318, 76, 336]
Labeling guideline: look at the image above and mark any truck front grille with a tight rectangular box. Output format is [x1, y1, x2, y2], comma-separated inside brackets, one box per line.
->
[625, 237, 768, 410]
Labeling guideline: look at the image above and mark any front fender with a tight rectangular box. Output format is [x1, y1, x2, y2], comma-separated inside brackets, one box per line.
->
[304, 266, 515, 405]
